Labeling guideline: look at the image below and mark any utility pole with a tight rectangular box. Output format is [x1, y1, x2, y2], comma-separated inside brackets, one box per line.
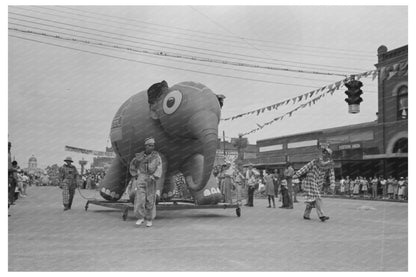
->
[223, 131, 226, 158]
[233, 133, 247, 165]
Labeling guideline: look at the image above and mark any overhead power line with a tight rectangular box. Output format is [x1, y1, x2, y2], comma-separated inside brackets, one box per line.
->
[8, 17, 359, 75]
[10, 7, 373, 60]
[12, 22, 342, 83]
[10, 27, 351, 77]
[57, 5, 374, 55]
[9, 34, 324, 88]
[9, 10, 370, 74]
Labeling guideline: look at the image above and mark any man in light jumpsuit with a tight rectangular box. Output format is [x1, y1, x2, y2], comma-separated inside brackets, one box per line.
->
[129, 137, 162, 227]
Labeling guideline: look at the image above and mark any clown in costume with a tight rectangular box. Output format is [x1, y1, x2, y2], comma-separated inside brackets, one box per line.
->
[293, 143, 335, 222]
[129, 137, 162, 227]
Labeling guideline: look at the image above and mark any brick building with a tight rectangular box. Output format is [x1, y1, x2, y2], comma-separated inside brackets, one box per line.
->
[249, 45, 408, 179]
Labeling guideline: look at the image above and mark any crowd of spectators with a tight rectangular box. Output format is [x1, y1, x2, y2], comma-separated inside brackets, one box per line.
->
[78, 169, 107, 190]
[213, 162, 408, 203]
[329, 175, 408, 200]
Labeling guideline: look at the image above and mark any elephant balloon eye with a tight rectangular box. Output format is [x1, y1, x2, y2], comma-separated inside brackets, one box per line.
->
[167, 97, 175, 108]
[163, 90, 182, 115]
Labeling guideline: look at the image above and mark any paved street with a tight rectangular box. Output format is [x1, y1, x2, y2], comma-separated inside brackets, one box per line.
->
[8, 186, 407, 271]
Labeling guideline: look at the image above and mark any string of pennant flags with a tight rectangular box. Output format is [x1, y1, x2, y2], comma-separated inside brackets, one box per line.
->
[236, 60, 408, 136]
[222, 70, 376, 122]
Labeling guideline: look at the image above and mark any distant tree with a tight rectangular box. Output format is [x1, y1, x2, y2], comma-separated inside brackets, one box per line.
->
[45, 164, 60, 186]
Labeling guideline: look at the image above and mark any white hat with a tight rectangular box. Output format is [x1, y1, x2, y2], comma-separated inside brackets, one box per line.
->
[323, 147, 333, 155]
[64, 156, 74, 162]
[144, 137, 155, 145]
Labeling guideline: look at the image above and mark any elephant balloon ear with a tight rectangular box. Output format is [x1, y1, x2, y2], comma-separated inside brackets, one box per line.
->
[147, 80, 169, 105]
[148, 81, 169, 120]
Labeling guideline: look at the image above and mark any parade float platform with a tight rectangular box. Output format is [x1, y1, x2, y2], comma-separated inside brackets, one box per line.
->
[84, 198, 241, 220]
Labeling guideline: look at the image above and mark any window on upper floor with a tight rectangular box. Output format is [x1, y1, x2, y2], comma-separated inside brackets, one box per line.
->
[397, 86, 408, 120]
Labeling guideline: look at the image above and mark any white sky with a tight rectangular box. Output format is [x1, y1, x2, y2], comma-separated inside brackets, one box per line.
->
[5, 3, 410, 170]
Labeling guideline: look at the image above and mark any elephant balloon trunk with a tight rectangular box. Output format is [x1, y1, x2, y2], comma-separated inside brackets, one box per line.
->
[182, 111, 219, 192]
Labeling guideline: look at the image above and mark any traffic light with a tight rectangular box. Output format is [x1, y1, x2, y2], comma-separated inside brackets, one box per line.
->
[344, 77, 363, 114]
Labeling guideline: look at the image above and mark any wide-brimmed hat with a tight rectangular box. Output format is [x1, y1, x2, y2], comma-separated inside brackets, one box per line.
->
[64, 156, 74, 162]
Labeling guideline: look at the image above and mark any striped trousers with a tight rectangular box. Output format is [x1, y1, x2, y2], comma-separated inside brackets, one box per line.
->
[62, 181, 76, 208]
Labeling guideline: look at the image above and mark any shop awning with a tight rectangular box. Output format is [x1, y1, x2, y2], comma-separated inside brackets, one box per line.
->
[362, 153, 408, 160]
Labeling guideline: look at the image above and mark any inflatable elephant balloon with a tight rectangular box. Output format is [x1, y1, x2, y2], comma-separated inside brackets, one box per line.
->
[99, 81, 224, 205]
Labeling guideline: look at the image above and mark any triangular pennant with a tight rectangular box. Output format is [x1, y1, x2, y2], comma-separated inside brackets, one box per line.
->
[292, 97, 297, 104]
[267, 106, 272, 111]
[298, 95, 303, 102]
[309, 91, 315, 97]
[380, 67, 387, 80]
[372, 71, 378, 81]
[335, 81, 342, 90]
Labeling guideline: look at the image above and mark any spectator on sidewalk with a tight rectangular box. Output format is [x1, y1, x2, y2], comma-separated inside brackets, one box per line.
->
[345, 176, 352, 197]
[244, 164, 257, 207]
[392, 177, 399, 200]
[353, 177, 360, 197]
[361, 177, 368, 198]
[398, 177, 406, 200]
[8, 142, 18, 206]
[272, 169, 281, 200]
[283, 162, 295, 208]
[371, 175, 379, 199]
[387, 176, 394, 199]
[279, 179, 290, 209]
[264, 171, 276, 208]
[222, 162, 234, 204]
[233, 165, 245, 206]
[339, 176, 346, 195]
[380, 176, 387, 199]
[403, 177, 408, 200]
